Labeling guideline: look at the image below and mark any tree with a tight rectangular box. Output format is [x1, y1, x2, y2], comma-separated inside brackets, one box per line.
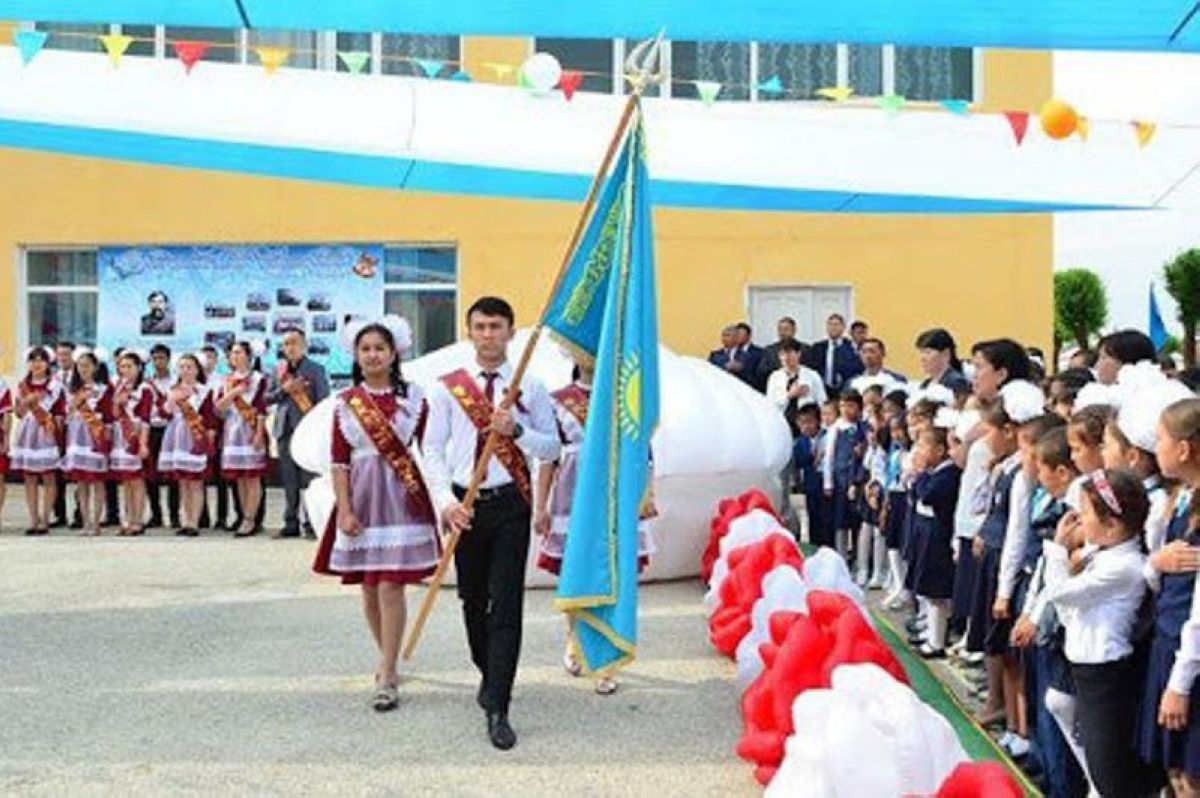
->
[1164, 249, 1200, 367]
[1054, 269, 1108, 355]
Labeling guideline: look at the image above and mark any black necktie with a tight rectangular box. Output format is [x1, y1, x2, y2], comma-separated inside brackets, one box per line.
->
[475, 372, 500, 468]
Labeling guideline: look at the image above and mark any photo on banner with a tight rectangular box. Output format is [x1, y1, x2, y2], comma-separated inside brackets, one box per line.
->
[97, 244, 385, 376]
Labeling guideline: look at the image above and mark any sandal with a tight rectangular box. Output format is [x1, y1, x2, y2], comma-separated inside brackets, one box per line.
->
[372, 679, 399, 712]
[562, 650, 582, 678]
[595, 677, 618, 695]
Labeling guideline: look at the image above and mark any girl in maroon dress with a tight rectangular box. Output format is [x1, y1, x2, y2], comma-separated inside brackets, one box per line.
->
[110, 350, 155, 536]
[60, 349, 114, 536]
[215, 341, 269, 538]
[157, 354, 217, 537]
[313, 316, 439, 712]
[11, 347, 65, 535]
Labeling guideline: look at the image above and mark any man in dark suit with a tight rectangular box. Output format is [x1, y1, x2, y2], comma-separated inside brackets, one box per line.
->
[266, 327, 330, 539]
[708, 324, 762, 390]
[756, 316, 798, 386]
[805, 313, 863, 398]
[733, 322, 766, 391]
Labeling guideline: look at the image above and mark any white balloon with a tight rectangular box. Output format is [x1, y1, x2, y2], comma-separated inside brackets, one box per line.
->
[520, 52, 563, 94]
[802, 547, 867, 608]
[766, 663, 968, 797]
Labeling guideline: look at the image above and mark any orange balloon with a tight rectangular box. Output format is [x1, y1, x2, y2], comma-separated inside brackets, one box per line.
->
[1040, 99, 1079, 140]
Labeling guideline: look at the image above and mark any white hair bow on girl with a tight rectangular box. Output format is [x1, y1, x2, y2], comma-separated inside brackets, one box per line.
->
[999, 380, 1045, 424]
[339, 314, 414, 355]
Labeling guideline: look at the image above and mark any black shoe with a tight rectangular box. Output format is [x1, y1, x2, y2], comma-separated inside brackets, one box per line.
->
[169, 518, 181, 529]
[224, 517, 244, 533]
[198, 513, 211, 530]
[49, 515, 66, 529]
[146, 516, 163, 530]
[272, 528, 300, 539]
[919, 646, 947, 660]
[69, 518, 84, 530]
[486, 711, 516, 751]
[302, 523, 317, 540]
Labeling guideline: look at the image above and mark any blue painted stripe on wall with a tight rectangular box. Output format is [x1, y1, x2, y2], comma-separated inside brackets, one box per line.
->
[0, 117, 1133, 214]
[9, 0, 1200, 52]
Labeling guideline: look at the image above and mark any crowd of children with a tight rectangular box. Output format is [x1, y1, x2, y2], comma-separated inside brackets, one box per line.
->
[791, 327, 1200, 798]
[2, 340, 272, 537]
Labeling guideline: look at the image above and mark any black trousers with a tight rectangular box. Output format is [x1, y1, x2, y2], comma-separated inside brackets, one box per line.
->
[1072, 657, 1150, 798]
[453, 484, 530, 714]
[146, 426, 179, 525]
[278, 434, 312, 533]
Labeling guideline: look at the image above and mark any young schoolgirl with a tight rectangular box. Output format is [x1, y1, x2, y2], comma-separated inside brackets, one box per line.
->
[312, 317, 441, 713]
[880, 413, 912, 606]
[909, 418, 963, 658]
[1010, 427, 1088, 798]
[157, 354, 217, 537]
[535, 359, 655, 695]
[858, 408, 890, 588]
[109, 350, 155, 536]
[1140, 398, 1200, 795]
[11, 347, 65, 535]
[992, 413, 1064, 758]
[898, 400, 936, 620]
[59, 349, 113, 537]
[215, 341, 269, 538]
[950, 403, 991, 657]
[968, 381, 1044, 730]
[1046, 468, 1152, 798]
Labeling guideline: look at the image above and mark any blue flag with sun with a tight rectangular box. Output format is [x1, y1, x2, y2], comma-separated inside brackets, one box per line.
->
[548, 109, 659, 675]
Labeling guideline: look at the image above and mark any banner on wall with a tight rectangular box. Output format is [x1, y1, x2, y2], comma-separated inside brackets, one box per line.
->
[97, 244, 385, 376]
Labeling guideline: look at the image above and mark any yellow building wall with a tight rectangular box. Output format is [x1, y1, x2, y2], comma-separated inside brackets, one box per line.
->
[0, 46, 1055, 377]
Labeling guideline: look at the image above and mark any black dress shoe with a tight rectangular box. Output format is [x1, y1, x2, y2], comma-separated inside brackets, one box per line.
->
[486, 711, 516, 751]
[145, 516, 163, 530]
[302, 523, 317, 540]
[272, 529, 300, 539]
[49, 516, 67, 529]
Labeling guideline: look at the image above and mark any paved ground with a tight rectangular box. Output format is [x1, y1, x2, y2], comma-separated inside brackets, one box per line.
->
[0, 489, 754, 797]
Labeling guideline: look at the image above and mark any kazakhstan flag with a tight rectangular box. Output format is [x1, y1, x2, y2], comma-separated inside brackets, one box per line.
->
[548, 109, 659, 675]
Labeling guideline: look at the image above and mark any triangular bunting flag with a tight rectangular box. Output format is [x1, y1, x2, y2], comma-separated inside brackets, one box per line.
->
[758, 75, 784, 95]
[15, 30, 48, 66]
[816, 86, 853, 102]
[1133, 120, 1157, 147]
[1003, 111, 1030, 145]
[559, 70, 583, 101]
[484, 61, 515, 80]
[337, 51, 369, 74]
[878, 94, 906, 114]
[255, 46, 290, 75]
[415, 58, 444, 78]
[173, 41, 210, 74]
[695, 80, 722, 106]
[940, 99, 970, 116]
[1076, 116, 1091, 141]
[450, 70, 471, 82]
[99, 33, 132, 68]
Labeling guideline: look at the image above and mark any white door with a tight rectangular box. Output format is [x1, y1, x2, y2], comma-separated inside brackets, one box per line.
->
[748, 285, 852, 346]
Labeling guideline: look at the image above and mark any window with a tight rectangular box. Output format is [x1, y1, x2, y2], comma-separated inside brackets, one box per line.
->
[35, 22, 106, 53]
[894, 46, 974, 101]
[25, 250, 99, 348]
[119, 24, 157, 58]
[381, 33, 458, 77]
[847, 45, 884, 97]
[535, 38, 614, 94]
[335, 31, 373, 73]
[757, 43, 837, 101]
[671, 41, 749, 101]
[164, 26, 238, 63]
[383, 245, 457, 357]
[248, 29, 318, 69]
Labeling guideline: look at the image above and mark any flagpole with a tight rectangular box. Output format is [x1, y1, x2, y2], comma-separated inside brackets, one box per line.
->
[402, 39, 663, 661]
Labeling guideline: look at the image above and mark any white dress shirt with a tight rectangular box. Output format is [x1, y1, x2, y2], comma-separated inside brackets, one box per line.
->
[421, 359, 560, 516]
[766, 366, 827, 411]
[1045, 537, 1148, 664]
[954, 436, 993, 540]
[997, 471, 1035, 602]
